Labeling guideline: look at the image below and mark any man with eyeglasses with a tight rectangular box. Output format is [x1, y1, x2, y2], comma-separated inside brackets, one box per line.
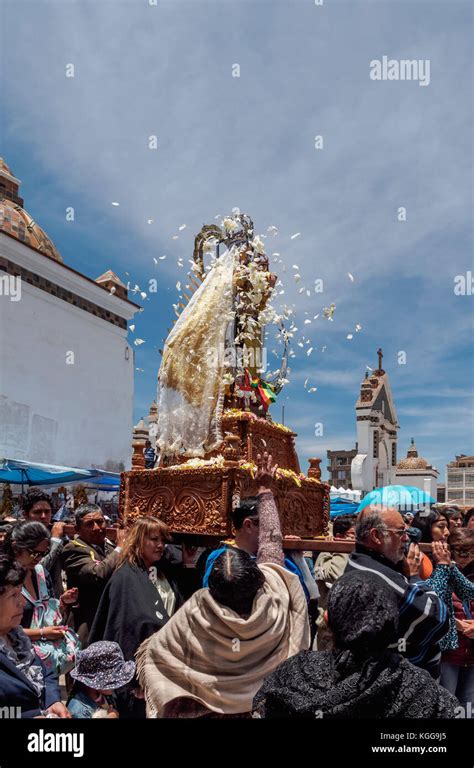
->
[344, 505, 449, 680]
[62, 504, 126, 647]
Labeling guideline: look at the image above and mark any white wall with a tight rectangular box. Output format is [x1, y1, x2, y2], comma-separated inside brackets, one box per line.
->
[396, 473, 438, 500]
[0, 238, 137, 470]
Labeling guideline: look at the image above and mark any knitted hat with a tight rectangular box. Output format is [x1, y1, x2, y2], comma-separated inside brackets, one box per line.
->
[70, 641, 135, 689]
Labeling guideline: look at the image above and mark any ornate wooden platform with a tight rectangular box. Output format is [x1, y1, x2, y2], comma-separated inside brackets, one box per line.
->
[120, 410, 330, 539]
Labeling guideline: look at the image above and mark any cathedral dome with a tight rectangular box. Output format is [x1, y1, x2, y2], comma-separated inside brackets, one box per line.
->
[0, 157, 63, 263]
[397, 439, 429, 470]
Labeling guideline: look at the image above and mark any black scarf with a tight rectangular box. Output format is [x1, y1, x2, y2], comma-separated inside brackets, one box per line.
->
[89, 561, 182, 661]
[253, 649, 458, 719]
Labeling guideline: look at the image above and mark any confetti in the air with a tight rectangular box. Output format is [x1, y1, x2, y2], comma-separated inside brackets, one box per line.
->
[147, 219, 154, 225]
[307, 347, 313, 356]
[140, 292, 147, 300]
[178, 224, 187, 231]
[159, 255, 167, 260]
[304, 378, 309, 389]
[172, 235, 179, 240]
[134, 339, 145, 346]
[111, 202, 120, 207]
[290, 233, 301, 240]
[347, 334, 354, 340]
[267, 225, 279, 236]
[176, 281, 181, 291]
[348, 272, 354, 282]
[308, 387, 317, 393]
[129, 325, 135, 332]
[356, 324, 362, 332]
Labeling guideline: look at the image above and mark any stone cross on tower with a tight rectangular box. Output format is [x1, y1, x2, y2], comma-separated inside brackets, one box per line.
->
[376, 347, 385, 374]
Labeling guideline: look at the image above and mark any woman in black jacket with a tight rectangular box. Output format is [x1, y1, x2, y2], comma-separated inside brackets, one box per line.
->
[0, 554, 70, 719]
[89, 517, 188, 716]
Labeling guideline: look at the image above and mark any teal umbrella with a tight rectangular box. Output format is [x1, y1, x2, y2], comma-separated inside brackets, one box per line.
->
[357, 485, 435, 513]
[0, 458, 95, 493]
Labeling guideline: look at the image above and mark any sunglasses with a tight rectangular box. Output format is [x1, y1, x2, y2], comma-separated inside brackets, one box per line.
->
[28, 548, 50, 561]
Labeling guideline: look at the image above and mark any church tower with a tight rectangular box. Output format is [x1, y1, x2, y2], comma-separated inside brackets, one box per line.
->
[351, 349, 399, 494]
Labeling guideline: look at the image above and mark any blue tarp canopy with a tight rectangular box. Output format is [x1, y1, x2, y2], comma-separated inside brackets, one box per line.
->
[0, 458, 95, 488]
[330, 497, 359, 519]
[84, 472, 121, 491]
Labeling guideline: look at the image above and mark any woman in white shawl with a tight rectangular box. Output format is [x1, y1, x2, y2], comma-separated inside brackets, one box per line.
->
[136, 453, 310, 718]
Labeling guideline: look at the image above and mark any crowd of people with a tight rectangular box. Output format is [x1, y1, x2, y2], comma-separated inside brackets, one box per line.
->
[0, 458, 473, 720]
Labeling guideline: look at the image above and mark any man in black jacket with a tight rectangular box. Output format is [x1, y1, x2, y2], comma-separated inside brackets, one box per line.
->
[345, 505, 449, 679]
[62, 504, 125, 647]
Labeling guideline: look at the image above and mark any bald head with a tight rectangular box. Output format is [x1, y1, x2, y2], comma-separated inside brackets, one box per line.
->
[356, 505, 408, 563]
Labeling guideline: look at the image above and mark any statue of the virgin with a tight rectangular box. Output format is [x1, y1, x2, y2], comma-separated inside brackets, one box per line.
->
[156, 214, 288, 460]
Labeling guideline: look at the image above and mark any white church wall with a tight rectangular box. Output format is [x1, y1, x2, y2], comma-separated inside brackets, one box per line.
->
[0, 275, 134, 470]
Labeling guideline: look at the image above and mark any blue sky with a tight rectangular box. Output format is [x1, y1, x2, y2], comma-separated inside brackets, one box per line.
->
[2, 0, 473, 481]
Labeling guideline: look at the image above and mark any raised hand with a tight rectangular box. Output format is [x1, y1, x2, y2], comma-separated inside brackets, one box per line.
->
[255, 452, 278, 492]
[431, 540, 451, 566]
[406, 543, 422, 577]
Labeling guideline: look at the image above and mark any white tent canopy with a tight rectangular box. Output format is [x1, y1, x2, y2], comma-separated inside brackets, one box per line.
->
[330, 486, 361, 502]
